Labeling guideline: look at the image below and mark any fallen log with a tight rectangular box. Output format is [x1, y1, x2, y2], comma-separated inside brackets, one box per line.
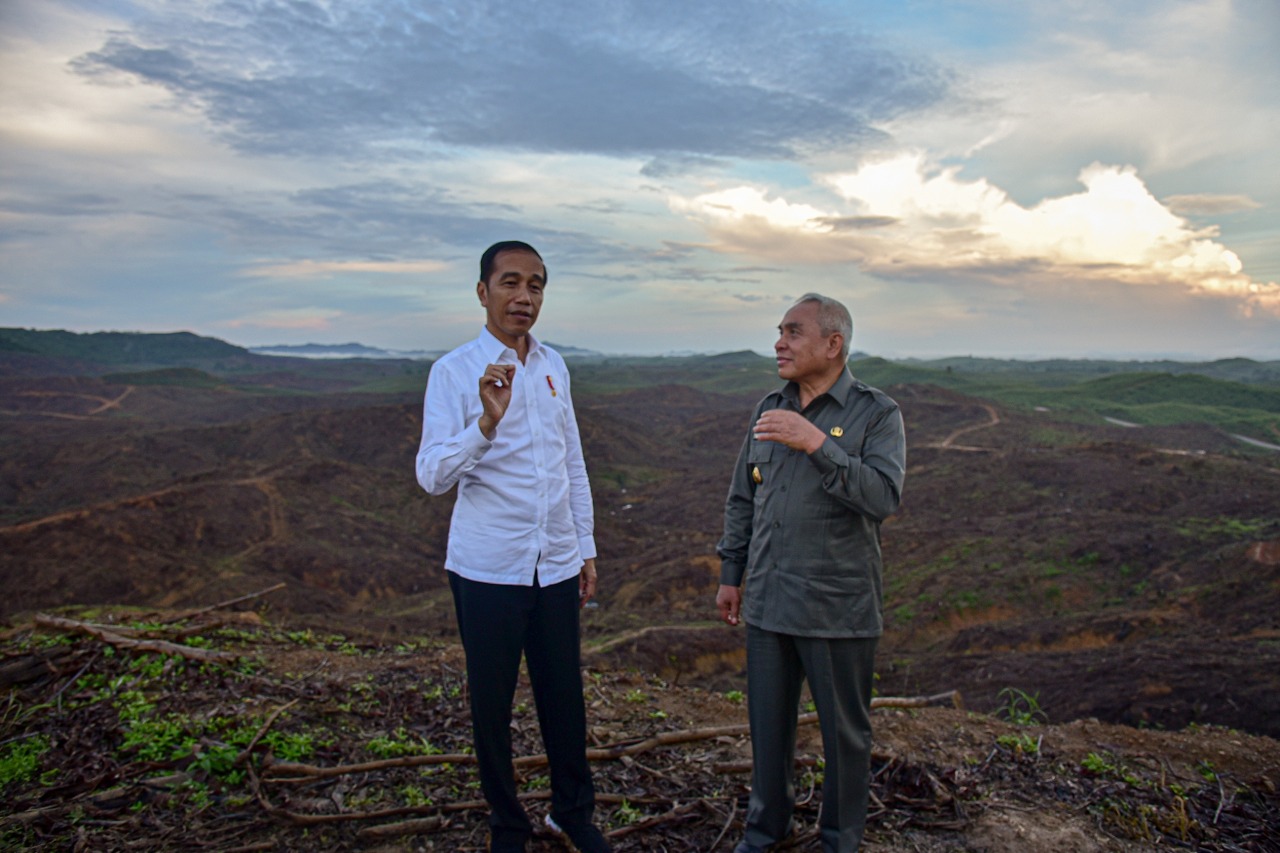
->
[356, 816, 445, 839]
[32, 614, 236, 663]
[263, 690, 962, 782]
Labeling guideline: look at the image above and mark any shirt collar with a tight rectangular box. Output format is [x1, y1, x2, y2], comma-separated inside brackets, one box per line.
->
[478, 326, 542, 362]
[781, 366, 856, 407]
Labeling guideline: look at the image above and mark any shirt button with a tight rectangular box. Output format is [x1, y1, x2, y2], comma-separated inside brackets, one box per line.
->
[773, 521, 781, 528]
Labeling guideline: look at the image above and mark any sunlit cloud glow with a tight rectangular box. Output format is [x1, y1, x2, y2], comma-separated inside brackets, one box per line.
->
[240, 259, 450, 279]
[676, 155, 1280, 314]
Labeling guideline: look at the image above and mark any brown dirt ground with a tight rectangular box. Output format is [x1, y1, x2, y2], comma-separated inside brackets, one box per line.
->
[3, 609, 1278, 852]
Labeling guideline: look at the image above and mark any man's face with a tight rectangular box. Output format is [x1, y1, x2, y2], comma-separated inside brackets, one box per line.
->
[775, 300, 838, 383]
[477, 249, 545, 346]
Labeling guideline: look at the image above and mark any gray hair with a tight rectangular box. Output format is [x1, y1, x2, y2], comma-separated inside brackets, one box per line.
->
[795, 292, 852, 360]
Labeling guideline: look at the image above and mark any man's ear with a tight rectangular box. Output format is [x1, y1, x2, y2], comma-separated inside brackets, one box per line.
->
[828, 333, 845, 360]
[476, 279, 488, 306]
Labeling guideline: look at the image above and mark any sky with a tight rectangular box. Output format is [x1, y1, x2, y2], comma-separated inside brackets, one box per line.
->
[2, 0, 1278, 360]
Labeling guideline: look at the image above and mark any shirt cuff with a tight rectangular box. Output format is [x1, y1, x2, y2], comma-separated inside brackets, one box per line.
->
[720, 560, 745, 586]
[578, 535, 598, 561]
[462, 417, 494, 457]
[808, 435, 851, 475]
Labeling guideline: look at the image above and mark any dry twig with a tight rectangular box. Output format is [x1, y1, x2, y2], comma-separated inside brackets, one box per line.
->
[157, 582, 287, 624]
[32, 615, 236, 663]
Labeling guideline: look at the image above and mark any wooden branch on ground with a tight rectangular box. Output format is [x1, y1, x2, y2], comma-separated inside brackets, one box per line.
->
[356, 816, 445, 840]
[33, 614, 236, 663]
[603, 799, 703, 840]
[264, 750, 479, 782]
[263, 690, 961, 783]
[236, 699, 299, 767]
[715, 752, 895, 775]
[873, 690, 964, 710]
[158, 582, 287, 624]
[265, 790, 675, 831]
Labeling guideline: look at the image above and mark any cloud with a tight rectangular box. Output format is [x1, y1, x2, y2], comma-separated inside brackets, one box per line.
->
[673, 155, 1280, 313]
[240, 259, 450, 279]
[223, 307, 342, 331]
[68, 0, 950, 161]
[1163, 194, 1262, 217]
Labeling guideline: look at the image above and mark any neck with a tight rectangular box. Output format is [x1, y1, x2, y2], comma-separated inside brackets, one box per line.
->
[488, 324, 530, 364]
[795, 367, 842, 408]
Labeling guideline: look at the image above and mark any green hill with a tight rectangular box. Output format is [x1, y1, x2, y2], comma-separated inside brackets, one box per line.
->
[1067, 372, 1280, 412]
[0, 328, 248, 364]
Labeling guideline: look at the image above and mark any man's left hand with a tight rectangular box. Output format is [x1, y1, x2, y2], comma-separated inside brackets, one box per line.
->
[579, 558, 598, 607]
[752, 409, 826, 454]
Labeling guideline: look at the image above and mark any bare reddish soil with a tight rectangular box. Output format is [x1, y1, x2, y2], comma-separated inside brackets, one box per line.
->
[2, 361, 1279, 849]
[3, 614, 1277, 851]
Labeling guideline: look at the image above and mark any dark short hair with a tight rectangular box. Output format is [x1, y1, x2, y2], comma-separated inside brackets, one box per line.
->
[479, 241, 545, 285]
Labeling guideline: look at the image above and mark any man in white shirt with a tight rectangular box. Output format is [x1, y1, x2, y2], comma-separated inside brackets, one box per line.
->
[416, 241, 610, 853]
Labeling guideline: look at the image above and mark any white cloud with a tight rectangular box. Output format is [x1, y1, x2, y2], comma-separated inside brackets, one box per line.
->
[240, 259, 450, 279]
[674, 155, 1280, 313]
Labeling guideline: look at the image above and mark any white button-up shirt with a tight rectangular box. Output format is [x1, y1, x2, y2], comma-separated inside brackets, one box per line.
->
[416, 328, 596, 586]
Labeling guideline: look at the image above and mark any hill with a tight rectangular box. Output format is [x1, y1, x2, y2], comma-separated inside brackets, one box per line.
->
[2, 327, 1279, 848]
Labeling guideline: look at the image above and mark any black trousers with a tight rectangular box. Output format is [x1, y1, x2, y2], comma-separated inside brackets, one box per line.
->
[744, 625, 878, 853]
[448, 571, 595, 843]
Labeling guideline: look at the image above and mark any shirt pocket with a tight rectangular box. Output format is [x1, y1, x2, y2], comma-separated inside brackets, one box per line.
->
[747, 440, 774, 500]
[748, 440, 774, 463]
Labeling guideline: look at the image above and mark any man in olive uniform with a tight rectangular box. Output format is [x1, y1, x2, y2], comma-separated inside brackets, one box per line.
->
[717, 293, 906, 853]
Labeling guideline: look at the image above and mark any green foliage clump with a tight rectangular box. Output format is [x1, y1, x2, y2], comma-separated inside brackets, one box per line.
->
[366, 727, 441, 759]
[996, 687, 1047, 727]
[0, 735, 50, 793]
[1176, 517, 1272, 541]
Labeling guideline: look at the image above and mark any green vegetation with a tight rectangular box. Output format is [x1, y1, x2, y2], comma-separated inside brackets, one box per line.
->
[367, 727, 442, 759]
[996, 731, 1040, 755]
[6, 328, 1277, 441]
[995, 687, 1048, 727]
[1082, 751, 1141, 786]
[611, 797, 643, 827]
[568, 351, 778, 396]
[0, 328, 248, 364]
[1175, 517, 1272, 541]
[850, 356, 1280, 443]
[0, 735, 50, 793]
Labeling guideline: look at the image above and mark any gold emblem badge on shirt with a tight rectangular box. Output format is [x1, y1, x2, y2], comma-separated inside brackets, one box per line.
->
[752, 466, 762, 484]
[830, 426, 844, 437]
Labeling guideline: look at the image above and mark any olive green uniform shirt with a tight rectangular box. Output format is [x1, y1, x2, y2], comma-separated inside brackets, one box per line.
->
[717, 369, 906, 638]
